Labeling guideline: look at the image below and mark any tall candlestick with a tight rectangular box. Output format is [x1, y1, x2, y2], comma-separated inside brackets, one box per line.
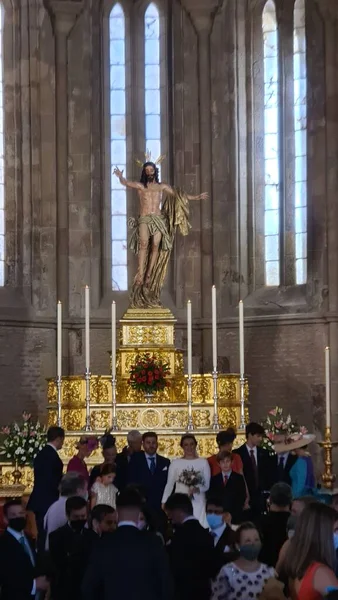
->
[112, 301, 116, 378]
[187, 300, 192, 376]
[212, 285, 217, 372]
[57, 301, 62, 378]
[85, 285, 90, 371]
[239, 300, 245, 376]
[325, 346, 331, 428]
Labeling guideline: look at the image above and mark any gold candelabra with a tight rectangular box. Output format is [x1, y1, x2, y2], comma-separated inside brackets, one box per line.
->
[318, 427, 338, 490]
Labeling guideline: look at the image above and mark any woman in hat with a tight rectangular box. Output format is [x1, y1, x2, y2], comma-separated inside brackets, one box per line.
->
[274, 433, 316, 498]
[67, 436, 98, 485]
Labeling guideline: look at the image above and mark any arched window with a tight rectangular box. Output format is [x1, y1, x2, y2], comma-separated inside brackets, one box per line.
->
[293, 0, 307, 284]
[0, 4, 5, 286]
[144, 3, 161, 164]
[110, 3, 127, 291]
[262, 1, 280, 286]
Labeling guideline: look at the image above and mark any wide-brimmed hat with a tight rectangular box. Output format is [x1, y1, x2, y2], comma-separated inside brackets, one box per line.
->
[274, 433, 316, 454]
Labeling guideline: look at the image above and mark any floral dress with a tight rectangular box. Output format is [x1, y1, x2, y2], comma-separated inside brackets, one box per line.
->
[211, 562, 275, 600]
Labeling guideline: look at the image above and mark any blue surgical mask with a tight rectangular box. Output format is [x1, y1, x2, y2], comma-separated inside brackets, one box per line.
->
[206, 513, 223, 531]
[333, 532, 338, 550]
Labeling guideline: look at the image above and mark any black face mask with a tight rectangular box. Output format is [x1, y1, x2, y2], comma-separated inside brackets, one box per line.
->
[8, 517, 27, 532]
[70, 519, 86, 533]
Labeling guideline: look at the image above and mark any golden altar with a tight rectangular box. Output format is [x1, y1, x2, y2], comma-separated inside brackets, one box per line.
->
[0, 307, 248, 491]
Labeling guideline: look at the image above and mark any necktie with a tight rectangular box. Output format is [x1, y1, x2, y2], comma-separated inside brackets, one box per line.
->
[149, 456, 156, 475]
[278, 455, 285, 480]
[250, 450, 258, 486]
[223, 474, 228, 487]
[20, 536, 33, 565]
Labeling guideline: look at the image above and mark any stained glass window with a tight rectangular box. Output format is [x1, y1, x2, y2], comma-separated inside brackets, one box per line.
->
[145, 3, 161, 164]
[110, 3, 127, 291]
[0, 5, 4, 286]
[294, 0, 307, 284]
[263, 1, 280, 286]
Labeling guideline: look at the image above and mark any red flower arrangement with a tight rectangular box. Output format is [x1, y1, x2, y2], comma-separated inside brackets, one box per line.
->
[128, 353, 171, 394]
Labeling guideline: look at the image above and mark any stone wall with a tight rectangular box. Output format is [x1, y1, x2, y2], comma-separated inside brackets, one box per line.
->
[0, 0, 337, 443]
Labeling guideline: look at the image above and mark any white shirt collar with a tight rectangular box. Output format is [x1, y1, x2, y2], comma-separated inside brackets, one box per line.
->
[182, 516, 197, 524]
[212, 522, 226, 539]
[145, 453, 156, 460]
[118, 520, 138, 528]
[246, 444, 257, 458]
[7, 527, 24, 541]
[278, 452, 289, 460]
[47, 443, 58, 452]
[222, 471, 232, 478]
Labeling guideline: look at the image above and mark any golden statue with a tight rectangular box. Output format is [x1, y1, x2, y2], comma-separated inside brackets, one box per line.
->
[113, 156, 208, 308]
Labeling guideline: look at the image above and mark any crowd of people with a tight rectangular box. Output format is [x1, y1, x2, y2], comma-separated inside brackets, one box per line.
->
[1, 422, 338, 599]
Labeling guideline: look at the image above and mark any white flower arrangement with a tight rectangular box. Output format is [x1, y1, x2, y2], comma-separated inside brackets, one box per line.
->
[0, 411, 47, 466]
[261, 406, 308, 455]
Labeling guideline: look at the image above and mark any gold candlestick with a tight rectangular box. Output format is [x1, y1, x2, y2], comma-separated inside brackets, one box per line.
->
[318, 427, 338, 490]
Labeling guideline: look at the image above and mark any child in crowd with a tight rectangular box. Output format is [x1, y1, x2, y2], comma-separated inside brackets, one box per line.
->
[91, 464, 118, 509]
[211, 522, 275, 600]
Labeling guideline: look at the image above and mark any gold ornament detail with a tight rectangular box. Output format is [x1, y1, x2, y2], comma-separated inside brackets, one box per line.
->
[218, 378, 237, 404]
[63, 409, 84, 431]
[163, 409, 187, 429]
[90, 411, 111, 430]
[219, 407, 237, 429]
[194, 410, 211, 428]
[140, 408, 161, 429]
[90, 377, 109, 404]
[117, 410, 139, 429]
[48, 410, 58, 427]
[47, 380, 57, 404]
[192, 377, 211, 404]
[175, 352, 184, 375]
[63, 380, 82, 407]
[126, 325, 171, 346]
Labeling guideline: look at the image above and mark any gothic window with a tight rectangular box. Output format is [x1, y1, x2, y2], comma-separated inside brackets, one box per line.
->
[0, 4, 4, 287]
[145, 3, 161, 163]
[110, 3, 127, 291]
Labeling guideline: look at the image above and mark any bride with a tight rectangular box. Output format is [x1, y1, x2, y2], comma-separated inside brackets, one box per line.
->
[162, 434, 210, 528]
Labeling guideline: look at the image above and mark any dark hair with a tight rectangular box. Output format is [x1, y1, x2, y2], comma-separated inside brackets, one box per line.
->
[235, 521, 260, 545]
[140, 162, 160, 188]
[116, 489, 143, 510]
[91, 504, 115, 523]
[216, 429, 236, 446]
[180, 434, 197, 448]
[101, 433, 116, 450]
[3, 499, 22, 518]
[165, 493, 193, 516]
[47, 426, 65, 442]
[326, 592, 338, 600]
[206, 495, 225, 510]
[142, 431, 158, 443]
[65, 496, 87, 516]
[100, 464, 116, 477]
[60, 472, 87, 496]
[245, 422, 265, 438]
[269, 482, 292, 508]
[284, 502, 338, 580]
[217, 450, 232, 463]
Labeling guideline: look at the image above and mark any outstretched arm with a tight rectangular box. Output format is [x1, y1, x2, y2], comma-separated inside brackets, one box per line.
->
[161, 183, 208, 201]
[187, 192, 209, 201]
[113, 167, 142, 190]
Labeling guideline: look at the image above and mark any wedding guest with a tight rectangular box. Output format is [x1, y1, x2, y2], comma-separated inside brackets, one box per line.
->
[49, 496, 93, 600]
[128, 431, 170, 528]
[273, 441, 297, 487]
[162, 434, 210, 527]
[67, 436, 98, 485]
[284, 502, 338, 599]
[208, 429, 243, 476]
[27, 425, 65, 550]
[234, 422, 276, 518]
[89, 433, 117, 488]
[282, 435, 316, 497]
[209, 450, 246, 524]
[82, 489, 174, 600]
[116, 429, 143, 489]
[44, 472, 88, 548]
[0, 499, 49, 600]
[91, 464, 118, 509]
[165, 493, 216, 600]
[91, 504, 117, 536]
[259, 482, 292, 567]
[211, 521, 275, 600]
[206, 496, 237, 567]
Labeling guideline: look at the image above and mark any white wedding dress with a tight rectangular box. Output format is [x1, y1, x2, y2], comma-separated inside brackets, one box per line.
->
[162, 457, 211, 528]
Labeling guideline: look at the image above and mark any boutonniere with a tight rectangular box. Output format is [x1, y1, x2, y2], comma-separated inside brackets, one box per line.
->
[162, 466, 168, 471]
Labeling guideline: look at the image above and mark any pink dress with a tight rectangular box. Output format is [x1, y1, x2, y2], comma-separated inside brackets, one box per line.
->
[67, 455, 89, 485]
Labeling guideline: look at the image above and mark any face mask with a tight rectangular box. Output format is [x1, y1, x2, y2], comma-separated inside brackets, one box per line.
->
[8, 517, 27, 532]
[206, 514, 223, 531]
[137, 520, 147, 531]
[70, 519, 86, 533]
[239, 543, 262, 561]
[333, 533, 338, 551]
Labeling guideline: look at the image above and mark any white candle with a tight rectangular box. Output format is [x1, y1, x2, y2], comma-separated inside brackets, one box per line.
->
[239, 300, 245, 376]
[57, 301, 62, 378]
[212, 285, 217, 372]
[187, 300, 192, 377]
[112, 301, 116, 379]
[325, 346, 331, 428]
[85, 285, 90, 372]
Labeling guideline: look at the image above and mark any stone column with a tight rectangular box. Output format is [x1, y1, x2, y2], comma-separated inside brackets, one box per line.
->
[47, 1, 83, 315]
[180, 1, 220, 365]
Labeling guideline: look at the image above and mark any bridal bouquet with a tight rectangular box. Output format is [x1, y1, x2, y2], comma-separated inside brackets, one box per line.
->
[261, 406, 308, 455]
[178, 468, 205, 498]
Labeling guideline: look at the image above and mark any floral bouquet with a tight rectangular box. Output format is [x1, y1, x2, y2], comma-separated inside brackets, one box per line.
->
[128, 353, 171, 394]
[178, 467, 205, 499]
[0, 411, 47, 466]
[261, 406, 308, 455]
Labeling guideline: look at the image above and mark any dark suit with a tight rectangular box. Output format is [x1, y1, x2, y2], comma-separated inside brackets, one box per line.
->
[214, 524, 238, 570]
[168, 519, 216, 600]
[0, 530, 38, 600]
[258, 511, 290, 567]
[27, 444, 63, 546]
[234, 444, 276, 517]
[128, 451, 170, 512]
[273, 453, 297, 487]
[115, 447, 131, 490]
[49, 524, 94, 600]
[82, 524, 174, 600]
[209, 471, 247, 523]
